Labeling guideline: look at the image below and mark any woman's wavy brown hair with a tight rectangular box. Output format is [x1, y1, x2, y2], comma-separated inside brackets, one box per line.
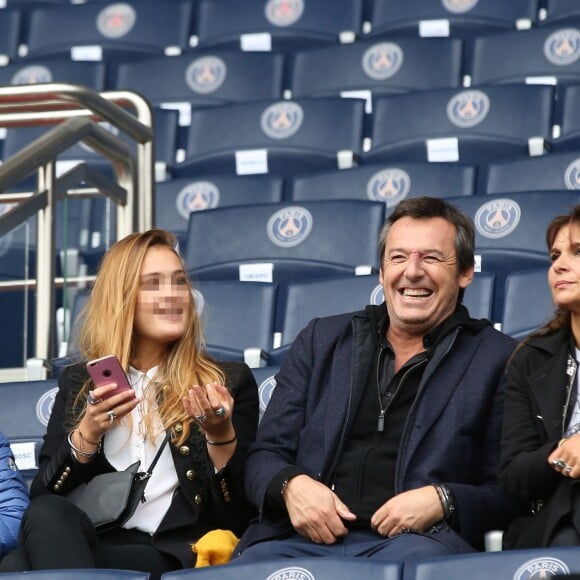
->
[75, 229, 224, 445]
[525, 204, 580, 340]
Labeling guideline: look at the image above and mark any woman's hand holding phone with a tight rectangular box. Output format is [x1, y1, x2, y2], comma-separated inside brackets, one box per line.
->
[82, 355, 140, 439]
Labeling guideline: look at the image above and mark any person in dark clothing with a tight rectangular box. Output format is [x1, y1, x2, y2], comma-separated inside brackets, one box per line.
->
[234, 196, 517, 563]
[0, 229, 258, 579]
[500, 204, 580, 549]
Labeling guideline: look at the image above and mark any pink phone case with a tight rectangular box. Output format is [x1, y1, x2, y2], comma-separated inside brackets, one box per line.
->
[86, 355, 132, 399]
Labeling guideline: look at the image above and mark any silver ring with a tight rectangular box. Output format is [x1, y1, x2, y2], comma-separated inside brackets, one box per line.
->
[87, 391, 101, 405]
[214, 407, 226, 417]
[108, 409, 116, 424]
[565, 465, 573, 474]
[195, 414, 208, 424]
[401, 528, 415, 534]
[553, 459, 567, 470]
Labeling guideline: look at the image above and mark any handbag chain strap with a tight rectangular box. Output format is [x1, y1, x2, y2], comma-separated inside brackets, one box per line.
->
[137, 432, 170, 482]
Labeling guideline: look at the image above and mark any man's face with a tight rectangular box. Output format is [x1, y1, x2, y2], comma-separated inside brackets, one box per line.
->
[380, 216, 474, 337]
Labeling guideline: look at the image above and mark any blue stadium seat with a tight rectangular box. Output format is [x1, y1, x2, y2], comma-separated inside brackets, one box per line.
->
[2, 106, 179, 180]
[289, 36, 463, 100]
[437, 191, 580, 319]
[481, 152, 580, 194]
[367, 0, 539, 38]
[0, 59, 106, 91]
[250, 365, 280, 420]
[193, 0, 365, 52]
[0, 571, 149, 580]
[0, 9, 22, 66]
[160, 557, 402, 580]
[269, 273, 384, 364]
[0, 208, 39, 368]
[61, 288, 90, 364]
[0, 379, 57, 485]
[289, 162, 476, 205]
[155, 175, 284, 244]
[364, 85, 554, 164]
[411, 546, 580, 580]
[114, 51, 286, 119]
[24, 0, 194, 61]
[541, 0, 580, 25]
[469, 26, 580, 87]
[463, 272, 496, 322]
[194, 280, 278, 367]
[183, 200, 386, 284]
[552, 84, 580, 153]
[177, 97, 366, 177]
[501, 268, 555, 340]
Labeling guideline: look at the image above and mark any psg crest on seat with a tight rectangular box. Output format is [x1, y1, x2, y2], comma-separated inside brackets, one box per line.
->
[366, 168, 411, 206]
[186, 56, 227, 94]
[261, 102, 304, 140]
[474, 199, 521, 239]
[544, 28, 580, 67]
[362, 42, 404, 81]
[267, 206, 313, 247]
[177, 181, 220, 218]
[96, 2, 136, 39]
[264, 0, 304, 27]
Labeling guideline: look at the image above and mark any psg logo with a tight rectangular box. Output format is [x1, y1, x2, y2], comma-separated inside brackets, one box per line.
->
[266, 567, 315, 580]
[366, 168, 411, 206]
[474, 199, 521, 239]
[258, 375, 277, 416]
[267, 206, 313, 247]
[362, 42, 404, 81]
[544, 29, 580, 66]
[513, 557, 569, 580]
[176, 181, 220, 218]
[186, 56, 227, 95]
[264, 0, 304, 27]
[12, 65, 52, 85]
[96, 3, 136, 39]
[370, 284, 385, 305]
[36, 388, 58, 427]
[442, 0, 479, 14]
[564, 158, 580, 190]
[447, 89, 490, 128]
[261, 102, 304, 140]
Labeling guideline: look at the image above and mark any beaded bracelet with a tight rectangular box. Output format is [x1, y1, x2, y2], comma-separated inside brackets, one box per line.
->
[205, 435, 237, 446]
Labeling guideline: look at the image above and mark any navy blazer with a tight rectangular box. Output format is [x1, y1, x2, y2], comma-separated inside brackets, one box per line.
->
[239, 305, 517, 552]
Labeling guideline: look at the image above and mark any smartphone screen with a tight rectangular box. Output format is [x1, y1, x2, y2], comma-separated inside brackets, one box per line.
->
[86, 355, 133, 400]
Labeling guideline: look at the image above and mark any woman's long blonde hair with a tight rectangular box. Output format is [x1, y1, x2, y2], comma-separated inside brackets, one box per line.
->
[76, 229, 224, 445]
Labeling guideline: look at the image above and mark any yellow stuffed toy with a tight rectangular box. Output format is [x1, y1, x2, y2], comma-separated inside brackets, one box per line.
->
[192, 529, 239, 567]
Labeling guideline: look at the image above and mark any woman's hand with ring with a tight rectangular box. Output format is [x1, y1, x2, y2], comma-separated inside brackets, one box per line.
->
[183, 382, 234, 438]
[83, 383, 139, 440]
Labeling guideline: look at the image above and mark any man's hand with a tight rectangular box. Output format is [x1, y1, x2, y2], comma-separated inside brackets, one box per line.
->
[370, 486, 444, 537]
[283, 475, 357, 544]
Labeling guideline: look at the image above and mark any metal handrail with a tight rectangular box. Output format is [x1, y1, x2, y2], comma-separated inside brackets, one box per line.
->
[0, 83, 155, 366]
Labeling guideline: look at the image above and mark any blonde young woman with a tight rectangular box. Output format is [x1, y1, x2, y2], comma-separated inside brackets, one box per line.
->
[0, 229, 258, 578]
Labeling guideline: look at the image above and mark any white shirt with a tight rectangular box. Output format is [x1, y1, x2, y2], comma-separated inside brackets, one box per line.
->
[565, 349, 580, 439]
[103, 365, 179, 535]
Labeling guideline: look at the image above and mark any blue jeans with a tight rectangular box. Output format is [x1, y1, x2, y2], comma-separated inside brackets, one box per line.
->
[235, 525, 475, 562]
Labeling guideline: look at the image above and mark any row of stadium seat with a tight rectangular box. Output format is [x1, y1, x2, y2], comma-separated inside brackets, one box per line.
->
[1, 537, 580, 578]
[0, 0, 570, 67]
[0, 190, 566, 345]
[8, 25, 580, 102]
[3, 84, 580, 180]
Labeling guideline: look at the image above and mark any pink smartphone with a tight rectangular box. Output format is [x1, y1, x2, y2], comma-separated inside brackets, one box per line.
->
[86, 355, 132, 400]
